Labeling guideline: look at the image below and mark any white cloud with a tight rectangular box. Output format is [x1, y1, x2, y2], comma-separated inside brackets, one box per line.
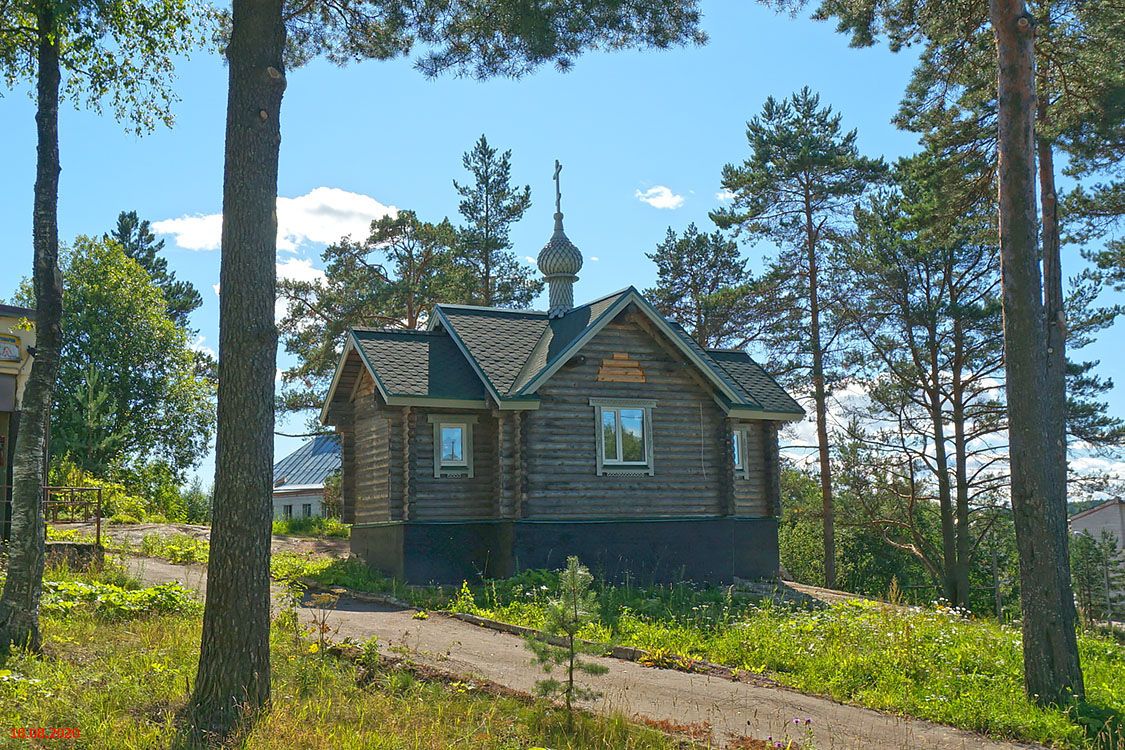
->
[277, 256, 327, 284]
[153, 187, 398, 252]
[212, 283, 220, 297]
[152, 213, 223, 251]
[188, 335, 216, 360]
[715, 189, 735, 202]
[589, 255, 600, 262]
[634, 185, 685, 210]
[524, 256, 537, 265]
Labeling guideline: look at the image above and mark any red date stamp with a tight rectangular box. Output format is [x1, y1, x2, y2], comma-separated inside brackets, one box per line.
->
[10, 727, 81, 740]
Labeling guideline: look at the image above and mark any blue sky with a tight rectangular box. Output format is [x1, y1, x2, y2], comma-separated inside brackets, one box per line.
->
[1, 2, 1120, 485]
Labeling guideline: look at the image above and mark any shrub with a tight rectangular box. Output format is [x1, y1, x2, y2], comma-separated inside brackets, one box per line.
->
[272, 515, 350, 538]
[41, 580, 201, 621]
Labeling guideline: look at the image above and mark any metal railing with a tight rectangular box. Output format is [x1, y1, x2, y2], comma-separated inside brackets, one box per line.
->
[42, 485, 103, 547]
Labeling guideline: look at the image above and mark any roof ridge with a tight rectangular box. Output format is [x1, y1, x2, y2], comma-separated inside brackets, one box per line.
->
[351, 326, 442, 336]
[436, 302, 548, 316]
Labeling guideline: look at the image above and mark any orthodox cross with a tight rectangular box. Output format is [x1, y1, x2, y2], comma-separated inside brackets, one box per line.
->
[553, 160, 563, 214]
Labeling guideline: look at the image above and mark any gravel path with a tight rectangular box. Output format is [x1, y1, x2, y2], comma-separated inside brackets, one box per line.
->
[123, 556, 1043, 750]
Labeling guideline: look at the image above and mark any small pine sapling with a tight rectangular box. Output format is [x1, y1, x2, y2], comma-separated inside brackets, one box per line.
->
[525, 556, 609, 725]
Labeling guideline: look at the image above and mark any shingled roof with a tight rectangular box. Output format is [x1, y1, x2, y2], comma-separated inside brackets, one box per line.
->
[352, 328, 486, 401]
[273, 434, 341, 490]
[322, 287, 803, 422]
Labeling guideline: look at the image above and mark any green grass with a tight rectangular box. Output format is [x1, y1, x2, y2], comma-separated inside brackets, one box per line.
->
[436, 572, 1124, 750]
[0, 566, 689, 750]
[272, 516, 351, 539]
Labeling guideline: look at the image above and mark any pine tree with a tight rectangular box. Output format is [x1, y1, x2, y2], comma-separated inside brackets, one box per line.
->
[197, 1, 705, 739]
[525, 556, 609, 726]
[109, 211, 203, 328]
[278, 210, 468, 419]
[786, 0, 1089, 705]
[453, 135, 541, 307]
[712, 87, 886, 589]
[842, 151, 1006, 609]
[644, 223, 764, 349]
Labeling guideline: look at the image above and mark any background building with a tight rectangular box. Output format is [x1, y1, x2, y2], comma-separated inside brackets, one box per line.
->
[272, 434, 341, 520]
[0, 303, 35, 542]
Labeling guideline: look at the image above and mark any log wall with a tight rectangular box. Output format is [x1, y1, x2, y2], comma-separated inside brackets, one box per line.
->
[524, 314, 732, 519]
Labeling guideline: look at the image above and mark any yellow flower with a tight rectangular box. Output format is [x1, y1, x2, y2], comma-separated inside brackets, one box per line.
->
[307, 643, 319, 654]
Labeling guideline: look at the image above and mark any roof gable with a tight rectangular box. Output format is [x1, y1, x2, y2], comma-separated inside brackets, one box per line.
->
[430, 306, 549, 398]
[352, 328, 486, 401]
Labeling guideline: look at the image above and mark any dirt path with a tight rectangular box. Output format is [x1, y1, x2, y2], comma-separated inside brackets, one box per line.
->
[124, 556, 1042, 750]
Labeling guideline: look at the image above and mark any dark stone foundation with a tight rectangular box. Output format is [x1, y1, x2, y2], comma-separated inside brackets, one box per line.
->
[350, 517, 779, 585]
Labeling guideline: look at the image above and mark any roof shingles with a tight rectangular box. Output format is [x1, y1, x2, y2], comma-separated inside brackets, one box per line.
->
[353, 328, 486, 401]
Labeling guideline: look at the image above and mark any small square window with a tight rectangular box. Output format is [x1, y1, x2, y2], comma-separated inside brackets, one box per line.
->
[429, 415, 477, 478]
[440, 424, 467, 465]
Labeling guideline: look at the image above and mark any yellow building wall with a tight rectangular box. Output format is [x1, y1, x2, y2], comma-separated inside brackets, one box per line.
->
[0, 308, 36, 407]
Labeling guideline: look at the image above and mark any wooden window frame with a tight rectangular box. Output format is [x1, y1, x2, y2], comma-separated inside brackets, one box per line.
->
[283, 504, 293, 520]
[428, 414, 478, 478]
[590, 398, 655, 476]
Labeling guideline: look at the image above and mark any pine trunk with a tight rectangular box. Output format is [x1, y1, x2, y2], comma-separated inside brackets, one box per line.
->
[806, 236, 835, 589]
[0, 0, 63, 654]
[950, 342, 973, 610]
[989, 0, 1083, 704]
[188, 0, 286, 739]
[1036, 130, 1067, 509]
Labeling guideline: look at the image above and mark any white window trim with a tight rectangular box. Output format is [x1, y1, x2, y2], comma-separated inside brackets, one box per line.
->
[428, 414, 477, 478]
[732, 425, 751, 480]
[590, 398, 655, 476]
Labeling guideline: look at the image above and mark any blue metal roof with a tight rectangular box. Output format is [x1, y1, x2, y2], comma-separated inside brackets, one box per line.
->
[273, 434, 341, 489]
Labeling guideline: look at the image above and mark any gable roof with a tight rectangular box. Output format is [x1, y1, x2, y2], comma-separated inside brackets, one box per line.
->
[322, 287, 804, 422]
[273, 434, 341, 490]
[352, 328, 486, 401]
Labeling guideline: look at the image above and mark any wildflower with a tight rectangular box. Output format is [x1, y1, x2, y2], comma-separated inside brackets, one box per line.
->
[307, 643, 319, 654]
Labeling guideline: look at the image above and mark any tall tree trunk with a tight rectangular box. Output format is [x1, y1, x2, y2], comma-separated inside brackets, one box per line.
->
[188, 0, 286, 739]
[806, 227, 835, 589]
[989, 0, 1083, 704]
[950, 328, 973, 610]
[0, 0, 63, 654]
[928, 386, 959, 605]
[1036, 126, 1067, 512]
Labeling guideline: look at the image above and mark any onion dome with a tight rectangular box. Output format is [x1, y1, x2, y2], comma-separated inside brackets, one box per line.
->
[537, 161, 582, 318]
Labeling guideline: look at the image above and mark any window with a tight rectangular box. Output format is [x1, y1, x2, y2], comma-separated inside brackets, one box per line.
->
[282, 504, 293, 520]
[732, 426, 752, 479]
[440, 424, 467, 465]
[302, 503, 313, 518]
[428, 414, 478, 477]
[591, 399, 655, 476]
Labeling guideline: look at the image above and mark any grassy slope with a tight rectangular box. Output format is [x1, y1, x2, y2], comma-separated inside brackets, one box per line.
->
[0, 566, 690, 750]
